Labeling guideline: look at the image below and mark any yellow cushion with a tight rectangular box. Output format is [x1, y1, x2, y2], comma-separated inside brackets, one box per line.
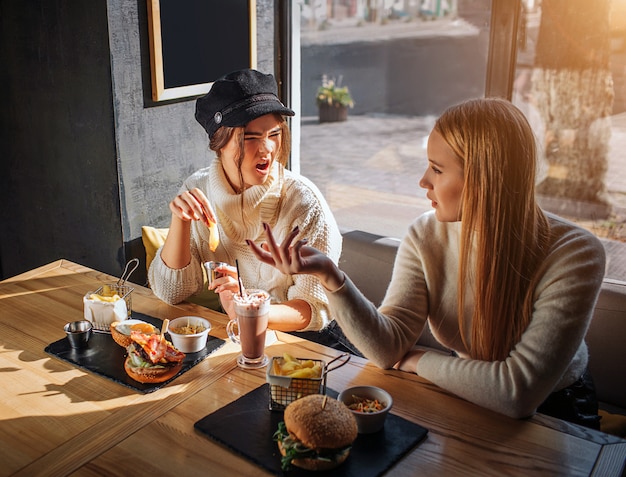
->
[599, 410, 626, 437]
[141, 226, 169, 272]
[186, 287, 223, 311]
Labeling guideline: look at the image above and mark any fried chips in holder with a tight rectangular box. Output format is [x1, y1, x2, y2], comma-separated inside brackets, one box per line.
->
[83, 285, 133, 331]
[83, 259, 138, 331]
[266, 353, 350, 411]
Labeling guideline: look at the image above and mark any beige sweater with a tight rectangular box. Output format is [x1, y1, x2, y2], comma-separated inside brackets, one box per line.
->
[149, 158, 342, 331]
[327, 212, 606, 418]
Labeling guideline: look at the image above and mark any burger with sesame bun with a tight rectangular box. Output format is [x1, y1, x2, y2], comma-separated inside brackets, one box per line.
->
[273, 394, 358, 471]
[124, 330, 185, 384]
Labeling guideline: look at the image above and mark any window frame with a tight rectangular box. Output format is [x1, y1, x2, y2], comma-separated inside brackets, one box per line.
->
[486, 0, 522, 99]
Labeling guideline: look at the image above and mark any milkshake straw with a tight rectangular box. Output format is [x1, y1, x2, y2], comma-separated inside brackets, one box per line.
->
[235, 259, 245, 297]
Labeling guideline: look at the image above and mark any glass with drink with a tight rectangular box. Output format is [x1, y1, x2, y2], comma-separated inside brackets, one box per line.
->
[226, 289, 271, 369]
[203, 261, 228, 286]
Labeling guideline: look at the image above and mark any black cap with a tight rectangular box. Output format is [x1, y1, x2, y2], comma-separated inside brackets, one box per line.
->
[195, 69, 295, 139]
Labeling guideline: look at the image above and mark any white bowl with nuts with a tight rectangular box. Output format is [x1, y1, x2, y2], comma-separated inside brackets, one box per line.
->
[167, 316, 211, 353]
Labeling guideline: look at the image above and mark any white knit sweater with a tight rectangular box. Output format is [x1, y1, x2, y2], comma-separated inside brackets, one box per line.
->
[149, 158, 342, 331]
[327, 211, 606, 418]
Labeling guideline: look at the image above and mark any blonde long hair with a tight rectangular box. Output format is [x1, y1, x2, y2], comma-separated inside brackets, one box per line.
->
[434, 98, 550, 361]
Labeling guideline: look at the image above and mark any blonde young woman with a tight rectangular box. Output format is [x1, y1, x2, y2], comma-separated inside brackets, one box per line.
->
[248, 98, 606, 428]
[149, 69, 342, 332]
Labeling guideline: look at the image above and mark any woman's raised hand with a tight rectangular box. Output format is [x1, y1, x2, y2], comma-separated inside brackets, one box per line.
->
[169, 187, 215, 227]
[246, 223, 346, 292]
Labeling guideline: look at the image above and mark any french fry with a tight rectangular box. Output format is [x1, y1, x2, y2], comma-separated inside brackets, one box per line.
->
[273, 353, 323, 378]
[89, 293, 121, 302]
[101, 284, 114, 296]
[300, 360, 316, 368]
[288, 365, 322, 379]
[208, 220, 219, 252]
[283, 353, 297, 363]
[280, 361, 300, 373]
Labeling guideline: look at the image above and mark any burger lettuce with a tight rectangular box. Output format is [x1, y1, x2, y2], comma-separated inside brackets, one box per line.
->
[273, 421, 352, 471]
[127, 343, 169, 369]
[126, 331, 185, 370]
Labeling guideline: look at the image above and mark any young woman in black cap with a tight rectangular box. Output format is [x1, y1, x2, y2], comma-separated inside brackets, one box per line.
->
[148, 68, 344, 335]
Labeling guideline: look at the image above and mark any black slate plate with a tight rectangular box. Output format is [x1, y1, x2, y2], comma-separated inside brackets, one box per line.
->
[194, 384, 428, 476]
[45, 311, 225, 393]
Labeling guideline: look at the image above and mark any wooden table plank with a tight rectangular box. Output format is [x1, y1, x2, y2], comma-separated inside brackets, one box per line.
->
[71, 372, 274, 477]
[74, 338, 614, 477]
[2, 260, 625, 477]
[0, 260, 237, 476]
[12, 354, 239, 477]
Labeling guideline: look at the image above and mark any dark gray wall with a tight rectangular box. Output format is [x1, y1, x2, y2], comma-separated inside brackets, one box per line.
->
[0, 1, 121, 279]
[0, 0, 277, 285]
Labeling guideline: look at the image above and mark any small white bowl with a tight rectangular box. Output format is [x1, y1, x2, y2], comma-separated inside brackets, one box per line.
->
[167, 316, 211, 353]
[338, 385, 393, 434]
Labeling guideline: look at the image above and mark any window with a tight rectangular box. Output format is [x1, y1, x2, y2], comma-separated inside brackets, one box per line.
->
[295, 0, 625, 281]
[511, 0, 625, 280]
[299, 0, 493, 238]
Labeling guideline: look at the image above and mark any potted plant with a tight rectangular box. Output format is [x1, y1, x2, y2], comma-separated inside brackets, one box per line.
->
[316, 75, 354, 123]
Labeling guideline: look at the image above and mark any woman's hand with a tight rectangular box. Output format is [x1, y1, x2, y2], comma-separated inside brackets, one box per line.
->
[208, 263, 240, 319]
[246, 223, 345, 291]
[169, 187, 216, 227]
[394, 349, 426, 374]
[161, 188, 217, 269]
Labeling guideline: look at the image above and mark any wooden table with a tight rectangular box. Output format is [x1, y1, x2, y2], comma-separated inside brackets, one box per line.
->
[1, 260, 625, 476]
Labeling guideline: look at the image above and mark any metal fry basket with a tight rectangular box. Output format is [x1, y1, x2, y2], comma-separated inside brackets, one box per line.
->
[266, 357, 327, 411]
[94, 258, 139, 318]
[266, 353, 350, 411]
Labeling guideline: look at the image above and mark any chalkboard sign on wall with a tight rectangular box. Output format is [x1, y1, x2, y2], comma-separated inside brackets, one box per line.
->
[147, 0, 257, 101]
